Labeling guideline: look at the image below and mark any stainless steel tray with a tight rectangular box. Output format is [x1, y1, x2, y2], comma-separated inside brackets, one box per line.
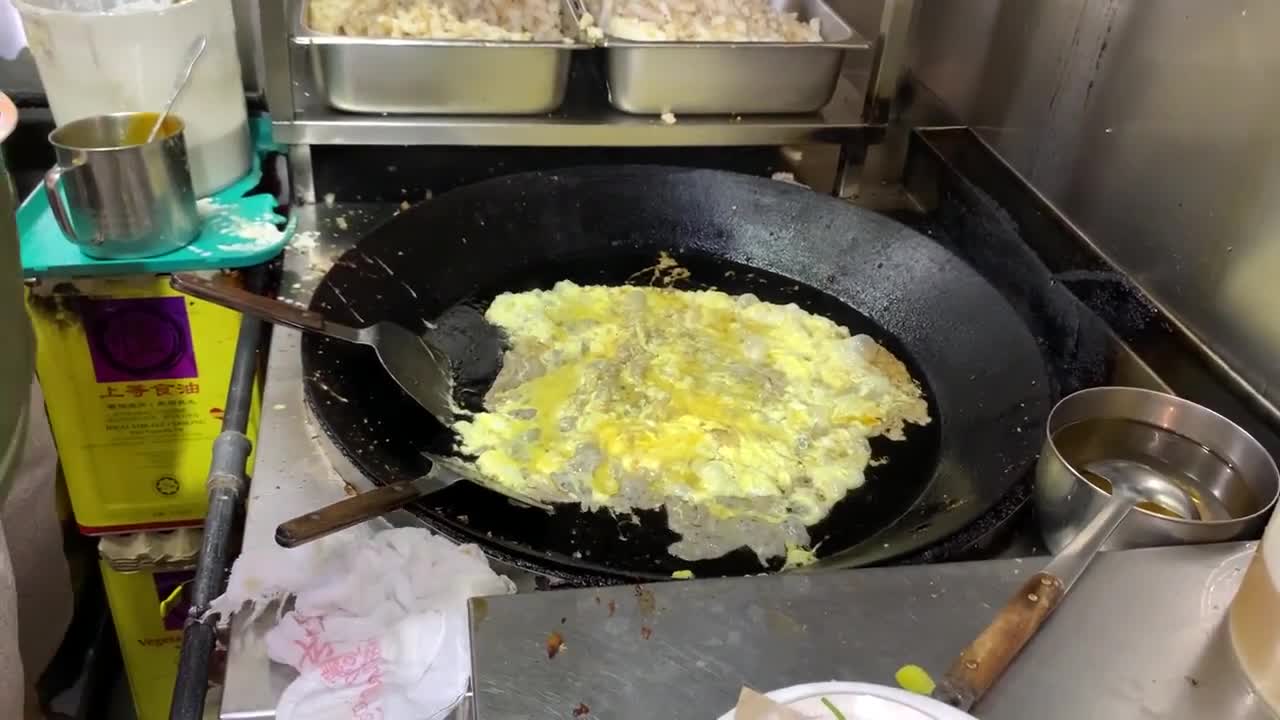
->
[578, 0, 868, 115]
[294, 0, 590, 115]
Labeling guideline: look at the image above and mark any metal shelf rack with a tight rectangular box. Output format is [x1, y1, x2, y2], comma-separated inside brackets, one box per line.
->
[258, 0, 918, 149]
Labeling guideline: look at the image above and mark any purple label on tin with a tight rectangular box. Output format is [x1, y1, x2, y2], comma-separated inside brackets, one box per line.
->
[82, 297, 199, 383]
[153, 570, 195, 632]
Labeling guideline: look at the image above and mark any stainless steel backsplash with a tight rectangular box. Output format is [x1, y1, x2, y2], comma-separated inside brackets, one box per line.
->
[911, 0, 1280, 408]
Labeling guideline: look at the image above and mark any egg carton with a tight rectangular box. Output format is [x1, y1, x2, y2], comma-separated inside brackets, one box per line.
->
[98, 527, 202, 573]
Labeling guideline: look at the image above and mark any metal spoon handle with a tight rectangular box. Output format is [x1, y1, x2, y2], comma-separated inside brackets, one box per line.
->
[170, 273, 364, 343]
[932, 496, 1134, 711]
[1040, 494, 1135, 590]
[147, 35, 207, 143]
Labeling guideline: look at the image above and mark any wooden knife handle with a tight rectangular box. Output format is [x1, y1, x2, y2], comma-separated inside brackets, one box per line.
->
[933, 571, 1067, 711]
[275, 481, 423, 548]
[171, 272, 329, 334]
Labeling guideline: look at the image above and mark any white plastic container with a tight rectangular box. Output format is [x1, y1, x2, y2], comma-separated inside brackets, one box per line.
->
[1230, 516, 1280, 711]
[718, 682, 978, 720]
[17, 0, 251, 198]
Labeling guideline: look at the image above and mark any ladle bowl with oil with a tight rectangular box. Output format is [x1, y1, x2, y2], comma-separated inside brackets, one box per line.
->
[1035, 386, 1278, 553]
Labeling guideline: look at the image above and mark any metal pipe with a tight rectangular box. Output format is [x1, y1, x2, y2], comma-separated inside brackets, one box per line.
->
[169, 622, 217, 720]
[169, 264, 270, 720]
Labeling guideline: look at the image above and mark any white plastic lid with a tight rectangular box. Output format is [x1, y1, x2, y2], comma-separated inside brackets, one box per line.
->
[718, 682, 978, 720]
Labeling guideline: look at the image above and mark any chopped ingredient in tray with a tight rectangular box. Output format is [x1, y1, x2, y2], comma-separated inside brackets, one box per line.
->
[310, 0, 566, 40]
[593, 0, 822, 41]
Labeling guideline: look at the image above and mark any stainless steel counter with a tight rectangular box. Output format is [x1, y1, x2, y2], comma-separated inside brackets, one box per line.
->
[219, 203, 400, 720]
[470, 542, 1273, 720]
[218, 203, 1275, 720]
[274, 78, 880, 147]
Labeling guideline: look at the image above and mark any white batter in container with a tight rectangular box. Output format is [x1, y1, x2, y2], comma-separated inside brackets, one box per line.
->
[17, 0, 251, 198]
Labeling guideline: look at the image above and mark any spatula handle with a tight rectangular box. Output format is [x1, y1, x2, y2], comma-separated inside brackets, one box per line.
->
[275, 480, 423, 548]
[932, 571, 1067, 710]
[171, 273, 338, 336]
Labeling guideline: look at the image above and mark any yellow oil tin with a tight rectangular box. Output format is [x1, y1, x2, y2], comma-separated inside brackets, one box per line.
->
[28, 274, 261, 533]
[100, 529, 201, 720]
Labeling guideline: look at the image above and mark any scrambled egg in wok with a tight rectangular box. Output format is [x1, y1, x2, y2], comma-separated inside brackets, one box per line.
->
[452, 280, 930, 563]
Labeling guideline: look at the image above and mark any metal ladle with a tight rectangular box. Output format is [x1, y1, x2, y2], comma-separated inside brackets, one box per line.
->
[930, 458, 1198, 711]
[146, 35, 207, 143]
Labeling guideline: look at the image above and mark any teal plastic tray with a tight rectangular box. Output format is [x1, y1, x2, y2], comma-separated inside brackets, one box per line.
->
[19, 116, 296, 279]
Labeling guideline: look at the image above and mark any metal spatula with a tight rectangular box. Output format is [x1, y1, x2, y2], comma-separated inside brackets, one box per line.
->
[275, 452, 551, 547]
[170, 273, 505, 425]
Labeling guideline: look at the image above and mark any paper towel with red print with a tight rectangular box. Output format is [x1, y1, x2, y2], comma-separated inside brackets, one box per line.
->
[261, 528, 515, 720]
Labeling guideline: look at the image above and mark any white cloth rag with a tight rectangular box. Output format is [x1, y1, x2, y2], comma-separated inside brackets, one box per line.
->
[215, 527, 514, 720]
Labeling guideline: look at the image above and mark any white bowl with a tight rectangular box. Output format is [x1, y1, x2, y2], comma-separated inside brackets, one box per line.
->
[716, 681, 978, 720]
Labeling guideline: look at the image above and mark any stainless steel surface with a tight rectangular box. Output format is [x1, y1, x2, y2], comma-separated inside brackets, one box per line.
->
[1035, 387, 1280, 554]
[589, 0, 866, 114]
[468, 542, 1271, 720]
[295, 0, 586, 114]
[148, 36, 207, 144]
[286, 145, 315, 205]
[910, 0, 1280, 420]
[826, 0, 882, 90]
[232, 0, 265, 93]
[851, 0, 916, 189]
[859, 0, 912, 124]
[278, 75, 875, 145]
[44, 112, 199, 259]
[259, 0, 295, 120]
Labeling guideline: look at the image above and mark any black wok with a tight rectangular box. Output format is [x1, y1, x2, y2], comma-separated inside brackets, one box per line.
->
[302, 166, 1052, 582]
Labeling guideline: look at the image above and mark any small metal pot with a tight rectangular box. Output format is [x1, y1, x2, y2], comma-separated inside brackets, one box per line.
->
[1035, 386, 1279, 552]
[44, 112, 200, 259]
